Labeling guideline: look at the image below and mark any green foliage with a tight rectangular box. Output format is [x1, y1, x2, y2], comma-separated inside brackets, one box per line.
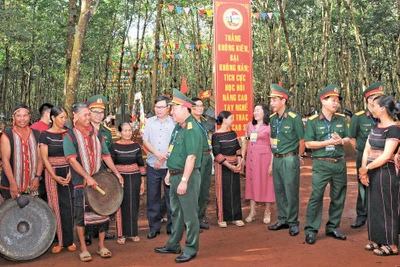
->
[0, 0, 399, 117]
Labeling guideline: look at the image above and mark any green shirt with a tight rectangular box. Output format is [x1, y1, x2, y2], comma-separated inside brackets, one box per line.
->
[270, 108, 304, 154]
[349, 109, 377, 151]
[304, 112, 350, 158]
[98, 123, 113, 149]
[167, 115, 204, 170]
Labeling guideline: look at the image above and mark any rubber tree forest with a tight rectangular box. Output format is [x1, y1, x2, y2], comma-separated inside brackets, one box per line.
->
[0, 0, 399, 119]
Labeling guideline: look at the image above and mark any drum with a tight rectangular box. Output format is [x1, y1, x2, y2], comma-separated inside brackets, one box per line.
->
[0, 195, 56, 261]
[85, 171, 123, 216]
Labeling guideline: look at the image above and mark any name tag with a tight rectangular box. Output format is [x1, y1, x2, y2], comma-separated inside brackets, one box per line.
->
[272, 138, 278, 149]
[325, 136, 335, 151]
[250, 132, 258, 142]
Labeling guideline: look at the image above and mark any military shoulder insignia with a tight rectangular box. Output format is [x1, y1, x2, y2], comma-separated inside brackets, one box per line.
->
[308, 114, 318, 120]
[355, 110, 365, 116]
[187, 121, 193, 130]
[269, 112, 277, 118]
[335, 113, 345, 117]
[288, 111, 297, 119]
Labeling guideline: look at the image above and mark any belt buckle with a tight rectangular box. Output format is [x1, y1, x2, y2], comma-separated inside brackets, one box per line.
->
[333, 159, 338, 162]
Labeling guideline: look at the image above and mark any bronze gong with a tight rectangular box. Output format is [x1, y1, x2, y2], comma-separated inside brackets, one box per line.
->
[0, 195, 56, 261]
[85, 171, 123, 216]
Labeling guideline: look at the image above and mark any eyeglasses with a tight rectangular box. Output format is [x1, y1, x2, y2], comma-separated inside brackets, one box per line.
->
[91, 111, 104, 115]
[155, 106, 168, 109]
[194, 105, 204, 108]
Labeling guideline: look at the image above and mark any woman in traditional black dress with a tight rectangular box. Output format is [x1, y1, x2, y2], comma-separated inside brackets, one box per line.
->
[212, 111, 244, 228]
[359, 95, 400, 256]
[39, 106, 76, 253]
[112, 122, 146, 244]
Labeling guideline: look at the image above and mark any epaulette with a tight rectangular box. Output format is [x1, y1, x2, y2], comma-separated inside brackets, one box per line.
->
[288, 111, 297, 119]
[355, 110, 365, 116]
[269, 112, 277, 118]
[335, 113, 345, 117]
[187, 121, 193, 130]
[308, 114, 318, 121]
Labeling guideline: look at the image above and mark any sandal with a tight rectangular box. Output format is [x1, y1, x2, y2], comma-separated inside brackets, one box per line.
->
[131, 236, 140, 242]
[233, 220, 245, 227]
[97, 247, 112, 258]
[365, 242, 380, 251]
[79, 251, 92, 262]
[67, 243, 77, 251]
[218, 221, 227, 228]
[51, 246, 64, 254]
[245, 212, 256, 223]
[263, 212, 271, 224]
[373, 244, 399, 256]
[117, 237, 126, 245]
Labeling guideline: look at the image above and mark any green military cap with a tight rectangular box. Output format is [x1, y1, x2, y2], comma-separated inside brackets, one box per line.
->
[169, 88, 196, 108]
[317, 84, 341, 102]
[268, 84, 290, 100]
[87, 94, 107, 109]
[363, 82, 384, 99]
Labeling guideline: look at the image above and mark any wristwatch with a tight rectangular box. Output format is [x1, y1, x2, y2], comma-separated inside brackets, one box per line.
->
[34, 174, 43, 181]
[181, 177, 188, 183]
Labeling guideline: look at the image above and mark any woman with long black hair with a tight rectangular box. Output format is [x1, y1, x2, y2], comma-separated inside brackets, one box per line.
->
[359, 95, 400, 256]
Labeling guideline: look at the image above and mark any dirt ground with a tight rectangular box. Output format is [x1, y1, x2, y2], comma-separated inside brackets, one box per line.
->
[1, 148, 400, 267]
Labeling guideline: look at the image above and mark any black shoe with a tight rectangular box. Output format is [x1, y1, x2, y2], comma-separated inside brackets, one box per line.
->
[154, 246, 181, 254]
[166, 230, 172, 235]
[268, 222, 289, 231]
[326, 231, 346, 240]
[147, 231, 160, 239]
[289, 225, 299, 236]
[85, 235, 92, 246]
[199, 229, 203, 233]
[305, 234, 316, 244]
[351, 220, 366, 229]
[200, 221, 209, 230]
[175, 252, 196, 263]
[105, 233, 115, 239]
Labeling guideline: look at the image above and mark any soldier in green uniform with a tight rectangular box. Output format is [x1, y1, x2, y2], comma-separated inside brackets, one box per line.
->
[304, 84, 351, 245]
[191, 97, 213, 231]
[85, 94, 114, 244]
[155, 89, 203, 263]
[87, 94, 113, 149]
[349, 82, 384, 228]
[267, 84, 305, 237]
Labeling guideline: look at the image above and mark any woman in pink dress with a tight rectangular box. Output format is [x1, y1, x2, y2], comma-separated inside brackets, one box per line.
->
[242, 103, 275, 224]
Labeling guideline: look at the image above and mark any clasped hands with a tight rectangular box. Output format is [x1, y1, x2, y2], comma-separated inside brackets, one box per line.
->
[330, 132, 344, 146]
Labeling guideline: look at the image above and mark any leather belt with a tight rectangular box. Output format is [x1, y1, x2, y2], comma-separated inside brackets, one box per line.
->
[274, 152, 298, 158]
[316, 157, 344, 163]
[169, 168, 199, 176]
[169, 170, 184, 175]
[203, 151, 212, 155]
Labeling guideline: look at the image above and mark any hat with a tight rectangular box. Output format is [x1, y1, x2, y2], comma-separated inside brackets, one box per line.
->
[363, 82, 384, 99]
[268, 84, 290, 100]
[317, 84, 341, 102]
[87, 94, 107, 109]
[169, 89, 196, 109]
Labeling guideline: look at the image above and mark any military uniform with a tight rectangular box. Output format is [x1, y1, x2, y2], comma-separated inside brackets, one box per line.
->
[99, 123, 112, 149]
[270, 106, 304, 227]
[349, 82, 383, 226]
[160, 89, 203, 260]
[196, 116, 212, 225]
[304, 85, 350, 238]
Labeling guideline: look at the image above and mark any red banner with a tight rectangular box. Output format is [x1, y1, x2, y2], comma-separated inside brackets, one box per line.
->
[213, 0, 253, 137]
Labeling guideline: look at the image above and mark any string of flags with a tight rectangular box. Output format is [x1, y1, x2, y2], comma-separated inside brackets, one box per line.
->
[161, 4, 280, 20]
